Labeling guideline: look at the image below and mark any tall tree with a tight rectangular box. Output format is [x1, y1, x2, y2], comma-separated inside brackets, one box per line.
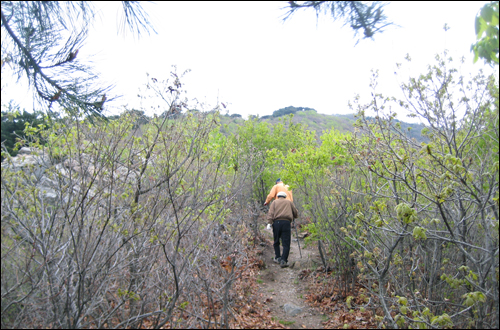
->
[1, 1, 155, 117]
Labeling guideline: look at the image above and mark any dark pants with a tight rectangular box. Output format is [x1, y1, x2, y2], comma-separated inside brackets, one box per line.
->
[273, 220, 291, 262]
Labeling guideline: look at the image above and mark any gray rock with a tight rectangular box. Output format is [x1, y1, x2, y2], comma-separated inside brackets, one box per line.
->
[55, 163, 70, 178]
[18, 146, 38, 155]
[116, 166, 138, 181]
[37, 176, 65, 204]
[63, 159, 80, 170]
[10, 154, 47, 168]
[283, 303, 303, 316]
[5, 152, 51, 179]
[40, 188, 59, 204]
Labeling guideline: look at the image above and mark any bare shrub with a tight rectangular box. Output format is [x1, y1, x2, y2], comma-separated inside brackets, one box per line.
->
[1, 71, 257, 328]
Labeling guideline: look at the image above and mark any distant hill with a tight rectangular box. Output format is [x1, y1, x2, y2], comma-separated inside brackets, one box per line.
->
[219, 107, 357, 137]
[220, 108, 429, 143]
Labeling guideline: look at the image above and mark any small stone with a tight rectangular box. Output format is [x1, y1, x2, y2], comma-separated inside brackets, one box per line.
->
[284, 303, 303, 316]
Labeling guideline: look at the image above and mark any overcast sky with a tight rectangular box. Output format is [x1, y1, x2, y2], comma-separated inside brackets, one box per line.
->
[2, 1, 497, 121]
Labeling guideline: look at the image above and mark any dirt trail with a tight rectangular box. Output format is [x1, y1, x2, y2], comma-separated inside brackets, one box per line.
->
[254, 224, 327, 329]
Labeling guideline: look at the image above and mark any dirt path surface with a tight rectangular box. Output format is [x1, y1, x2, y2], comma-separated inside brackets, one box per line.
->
[254, 225, 327, 329]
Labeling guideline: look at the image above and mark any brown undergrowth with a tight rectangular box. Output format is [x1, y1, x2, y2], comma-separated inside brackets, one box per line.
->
[302, 270, 381, 329]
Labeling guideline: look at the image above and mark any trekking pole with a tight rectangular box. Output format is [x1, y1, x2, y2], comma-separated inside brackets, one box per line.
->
[294, 219, 302, 259]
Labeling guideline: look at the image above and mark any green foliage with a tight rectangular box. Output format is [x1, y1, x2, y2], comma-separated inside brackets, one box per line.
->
[412, 226, 427, 240]
[346, 295, 354, 309]
[234, 114, 316, 203]
[1, 104, 48, 159]
[395, 203, 417, 224]
[471, 1, 499, 65]
[271, 105, 316, 118]
[120, 108, 151, 129]
[256, 110, 428, 143]
[264, 111, 357, 137]
[343, 53, 499, 328]
[278, 127, 351, 192]
[257, 52, 499, 328]
[117, 288, 140, 301]
[303, 222, 318, 247]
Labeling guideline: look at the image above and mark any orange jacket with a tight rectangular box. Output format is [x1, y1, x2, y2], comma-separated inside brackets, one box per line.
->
[265, 182, 293, 204]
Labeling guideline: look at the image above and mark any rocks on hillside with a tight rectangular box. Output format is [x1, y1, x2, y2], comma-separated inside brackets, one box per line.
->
[2, 147, 140, 206]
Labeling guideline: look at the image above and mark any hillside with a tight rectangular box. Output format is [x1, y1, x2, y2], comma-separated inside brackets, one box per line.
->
[220, 108, 428, 143]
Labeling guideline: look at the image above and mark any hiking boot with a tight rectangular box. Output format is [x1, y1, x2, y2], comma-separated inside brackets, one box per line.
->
[280, 260, 289, 268]
[273, 257, 282, 264]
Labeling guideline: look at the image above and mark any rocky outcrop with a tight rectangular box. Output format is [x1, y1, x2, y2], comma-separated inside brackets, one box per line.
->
[5, 147, 52, 178]
[2, 147, 139, 207]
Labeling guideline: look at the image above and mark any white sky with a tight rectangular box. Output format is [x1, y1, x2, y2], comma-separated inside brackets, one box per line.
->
[2, 1, 496, 121]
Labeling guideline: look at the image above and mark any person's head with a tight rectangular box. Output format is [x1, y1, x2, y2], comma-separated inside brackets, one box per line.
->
[277, 191, 287, 199]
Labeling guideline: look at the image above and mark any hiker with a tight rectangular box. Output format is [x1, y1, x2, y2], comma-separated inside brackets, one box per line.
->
[264, 178, 293, 205]
[266, 191, 298, 268]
